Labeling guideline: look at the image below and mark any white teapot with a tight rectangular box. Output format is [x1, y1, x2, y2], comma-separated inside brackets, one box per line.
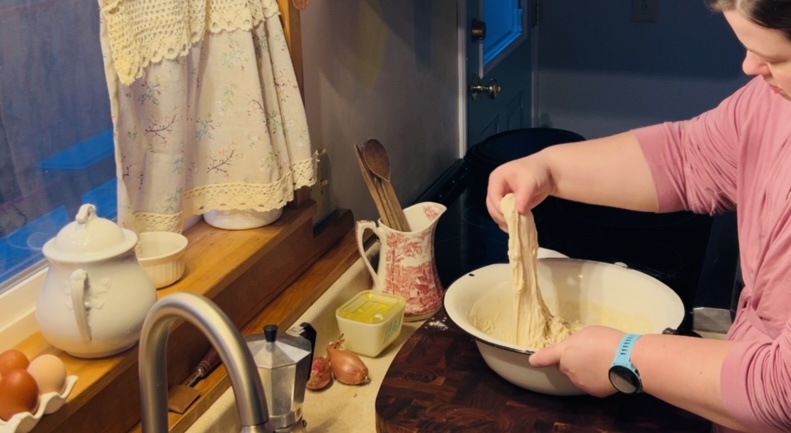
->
[36, 204, 157, 358]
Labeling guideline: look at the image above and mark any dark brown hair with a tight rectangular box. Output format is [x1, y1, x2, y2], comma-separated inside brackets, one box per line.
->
[708, 0, 791, 40]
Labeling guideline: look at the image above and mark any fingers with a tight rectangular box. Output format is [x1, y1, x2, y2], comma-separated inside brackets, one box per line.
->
[528, 344, 561, 368]
[485, 157, 544, 228]
[486, 162, 525, 227]
[513, 193, 533, 215]
[486, 191, 507, 230]
[486, 170, 507, 212]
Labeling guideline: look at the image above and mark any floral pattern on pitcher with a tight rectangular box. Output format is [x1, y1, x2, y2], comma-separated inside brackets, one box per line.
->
[355, 201, 447, 321]
[382, 230, 443, 317]
[423, 204, 442, 222]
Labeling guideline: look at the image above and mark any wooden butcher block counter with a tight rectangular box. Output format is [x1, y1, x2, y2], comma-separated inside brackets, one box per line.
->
[375, 309, 712, 433]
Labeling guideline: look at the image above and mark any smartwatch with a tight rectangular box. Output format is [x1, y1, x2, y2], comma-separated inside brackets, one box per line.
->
[608, 333, 643, 394]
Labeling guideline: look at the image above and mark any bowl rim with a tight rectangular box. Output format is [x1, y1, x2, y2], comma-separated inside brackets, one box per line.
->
[443, 258, 685, 355]
[137, 231, 189, 261]
[443, 281, 535, 355]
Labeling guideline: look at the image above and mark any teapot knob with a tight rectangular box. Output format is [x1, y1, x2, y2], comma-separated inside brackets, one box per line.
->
[75, 204, 97, 225]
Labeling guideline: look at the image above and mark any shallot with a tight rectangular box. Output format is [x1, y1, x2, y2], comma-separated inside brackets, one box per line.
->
[306, 355, 332, 391]
[326, 336, 369, 385]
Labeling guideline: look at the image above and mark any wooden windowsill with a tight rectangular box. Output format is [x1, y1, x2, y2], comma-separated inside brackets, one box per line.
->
[17, 200, 358, 433]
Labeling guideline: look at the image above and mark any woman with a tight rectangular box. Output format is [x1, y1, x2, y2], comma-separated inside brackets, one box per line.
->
[485, 1, 791, 432]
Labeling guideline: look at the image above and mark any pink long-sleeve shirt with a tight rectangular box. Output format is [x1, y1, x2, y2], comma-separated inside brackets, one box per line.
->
[634, 77, 791, 433]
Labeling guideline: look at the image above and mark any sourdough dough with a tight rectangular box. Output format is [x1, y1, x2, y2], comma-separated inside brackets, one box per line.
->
[501, 193, 579, 348]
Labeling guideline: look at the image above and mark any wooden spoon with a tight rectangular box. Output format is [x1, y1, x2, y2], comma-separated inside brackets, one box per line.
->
[358, 141, 400, 229]
[361, 139, 410, 231]
[355, 142, 393, 228]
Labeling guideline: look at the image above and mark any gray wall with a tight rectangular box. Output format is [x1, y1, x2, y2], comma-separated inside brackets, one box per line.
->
[301, 0, 462, 223]
[535, 0, 749, 138]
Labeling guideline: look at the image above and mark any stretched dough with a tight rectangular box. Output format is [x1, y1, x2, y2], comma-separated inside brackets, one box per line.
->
[501, 193, 579, 348]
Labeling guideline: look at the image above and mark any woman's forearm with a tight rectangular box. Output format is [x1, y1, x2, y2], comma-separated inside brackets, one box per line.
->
[541, 131, 659, 212]
[632, 334, 747, 431]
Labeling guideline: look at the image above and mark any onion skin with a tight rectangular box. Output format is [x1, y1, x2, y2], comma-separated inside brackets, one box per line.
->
[307, 355, 332, 391]
[326, 336, 369, 385]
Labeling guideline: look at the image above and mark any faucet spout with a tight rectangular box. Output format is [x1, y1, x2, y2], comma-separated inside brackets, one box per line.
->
[139, 292, 273, 433]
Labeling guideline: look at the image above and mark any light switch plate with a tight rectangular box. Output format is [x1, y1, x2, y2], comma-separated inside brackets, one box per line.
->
[631, 0, 658, 23]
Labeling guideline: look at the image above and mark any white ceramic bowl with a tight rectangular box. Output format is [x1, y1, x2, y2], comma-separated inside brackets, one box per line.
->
[443, 258, 685, 396]
[136, 231, 188, 289]
[203, 208, 282, 230]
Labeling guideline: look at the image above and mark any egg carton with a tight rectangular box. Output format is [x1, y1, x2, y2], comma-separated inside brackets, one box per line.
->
[0, 376, 78, 433]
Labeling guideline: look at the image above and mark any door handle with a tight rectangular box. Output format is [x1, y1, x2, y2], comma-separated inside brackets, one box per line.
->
[469, 74, 501, 100]
[471, 18, 486, 42]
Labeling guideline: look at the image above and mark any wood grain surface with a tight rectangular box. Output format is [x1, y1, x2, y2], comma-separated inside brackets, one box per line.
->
[375, 309, 712, 433]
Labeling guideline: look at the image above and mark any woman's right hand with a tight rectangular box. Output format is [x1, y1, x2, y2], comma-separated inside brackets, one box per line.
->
[486, 152, 555, 231]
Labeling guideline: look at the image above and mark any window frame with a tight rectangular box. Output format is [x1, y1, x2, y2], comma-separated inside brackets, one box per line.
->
[0, 268, 43, 351]
[482, 0, 530, 76]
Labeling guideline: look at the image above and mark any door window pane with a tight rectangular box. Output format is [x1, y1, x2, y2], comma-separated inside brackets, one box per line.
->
[483, 0, 524, 65]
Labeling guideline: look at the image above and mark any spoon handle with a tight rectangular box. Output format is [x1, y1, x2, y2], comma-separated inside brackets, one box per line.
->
[381, 179, 410, 232]
[375, 177, 399, 230]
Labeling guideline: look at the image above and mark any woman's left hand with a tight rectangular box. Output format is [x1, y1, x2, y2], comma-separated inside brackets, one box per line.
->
[529, 326, 626, 397]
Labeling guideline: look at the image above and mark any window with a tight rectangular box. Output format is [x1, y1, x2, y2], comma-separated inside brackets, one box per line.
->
[482, 0, 528, 74]
[0, 0, 114, 346]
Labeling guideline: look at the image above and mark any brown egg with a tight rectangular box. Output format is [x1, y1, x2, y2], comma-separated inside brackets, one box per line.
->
[0, 349, 30, 376]
[27, 354, 67, 394]
[0, 369, 39, 421]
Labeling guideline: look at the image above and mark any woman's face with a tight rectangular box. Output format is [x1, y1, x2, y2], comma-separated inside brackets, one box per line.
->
[725, 9, 791, 100]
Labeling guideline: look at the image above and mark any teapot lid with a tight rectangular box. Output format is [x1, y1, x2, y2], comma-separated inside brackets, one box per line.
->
[43, 203, 138, 262]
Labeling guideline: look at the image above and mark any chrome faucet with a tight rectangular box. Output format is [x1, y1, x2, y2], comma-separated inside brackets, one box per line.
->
[138, 292, 274, 433]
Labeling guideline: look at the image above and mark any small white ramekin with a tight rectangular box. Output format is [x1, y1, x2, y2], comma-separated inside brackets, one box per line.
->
[136, 231, 188, 289]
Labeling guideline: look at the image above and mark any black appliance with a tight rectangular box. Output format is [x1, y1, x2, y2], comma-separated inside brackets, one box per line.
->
[416, 128, 715, 333]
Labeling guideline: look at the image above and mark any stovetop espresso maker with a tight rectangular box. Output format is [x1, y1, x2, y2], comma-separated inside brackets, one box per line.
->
[246, 322, 316, 433]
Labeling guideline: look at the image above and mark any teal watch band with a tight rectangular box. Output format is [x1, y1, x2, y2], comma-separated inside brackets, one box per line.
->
[608, 333, 642, 394]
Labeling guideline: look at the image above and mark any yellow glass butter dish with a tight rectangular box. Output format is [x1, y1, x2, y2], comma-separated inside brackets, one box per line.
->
[335, 291, 406, 357]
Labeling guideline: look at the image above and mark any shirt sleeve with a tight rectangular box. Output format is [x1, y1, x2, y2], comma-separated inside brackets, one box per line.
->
[635, 76, 791, 432]
[721, 320, 791, 433]
[631, 80, 759, 215]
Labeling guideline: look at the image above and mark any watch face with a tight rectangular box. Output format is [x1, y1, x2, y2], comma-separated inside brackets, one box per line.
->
[609, 365, 641, 394]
